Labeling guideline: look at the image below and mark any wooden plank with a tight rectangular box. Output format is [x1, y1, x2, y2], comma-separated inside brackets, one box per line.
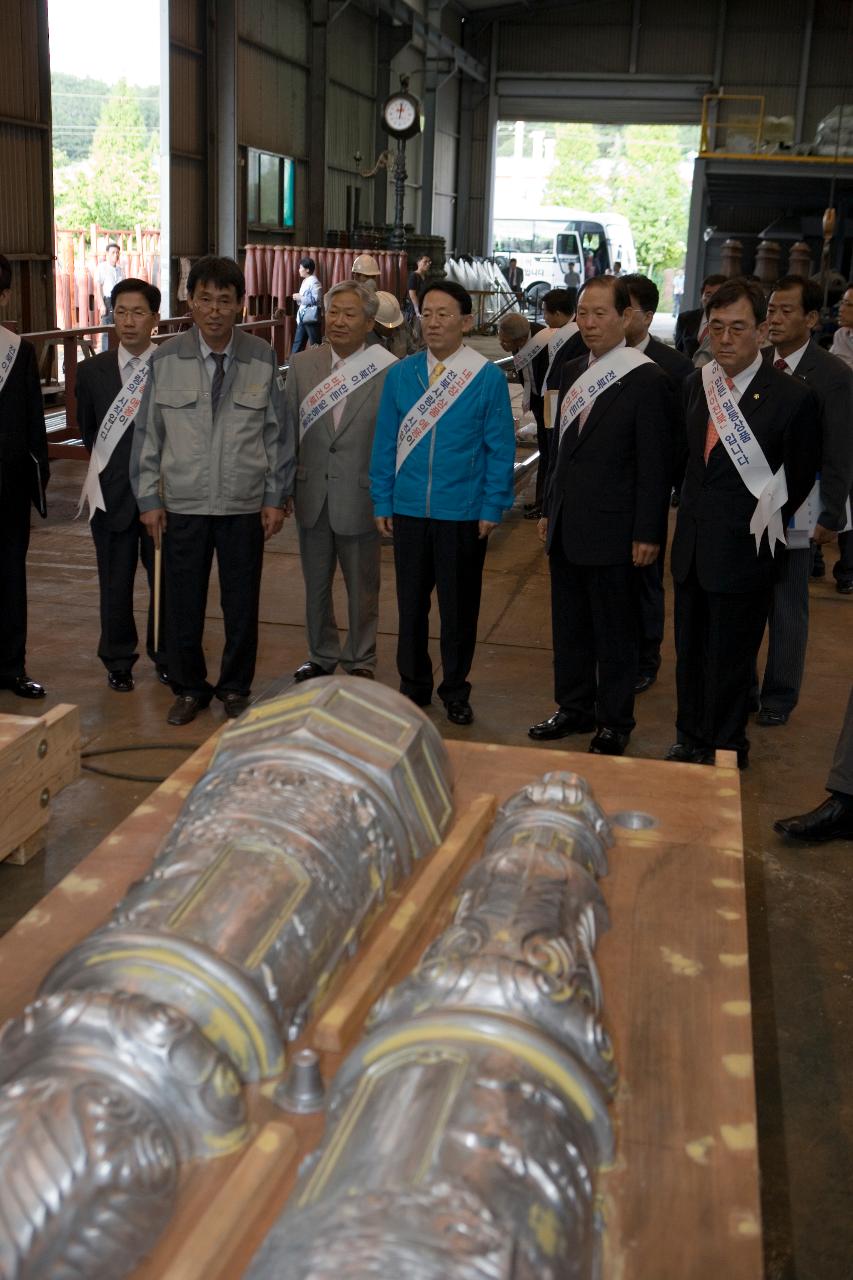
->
[0, 704, 80, 863]
[5, 827, 47, 866]
[313, 792, 496, 1052]
[0, 738, 760, 1280]
[163, 1122, 299, 1280]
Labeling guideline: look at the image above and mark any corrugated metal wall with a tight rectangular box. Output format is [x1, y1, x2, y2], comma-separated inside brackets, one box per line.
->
[169, 0, 209, 260]
[238, 0, 310, 239]
[0, 0, 53, 329]
[326, 2, 376, 234]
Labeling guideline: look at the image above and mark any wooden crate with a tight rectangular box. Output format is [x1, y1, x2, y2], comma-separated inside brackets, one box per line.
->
[0, 704, 80, 865]
[0, 738, 760, 1280]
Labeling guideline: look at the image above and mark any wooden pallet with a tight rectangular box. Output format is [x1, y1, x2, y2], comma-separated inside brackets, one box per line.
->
[0, 704, 80, 865]
[0, 739, 760, 1280]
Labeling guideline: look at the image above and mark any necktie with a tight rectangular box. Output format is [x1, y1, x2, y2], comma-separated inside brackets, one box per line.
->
[704, 375, 735, 463]
[211, 352, 226, 417]
[774, 357, 789, 373]
[429, 360, 446, 387]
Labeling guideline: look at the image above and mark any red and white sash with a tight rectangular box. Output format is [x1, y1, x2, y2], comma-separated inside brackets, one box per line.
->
[558, 344, 652, 441]
[395, 347, 488, 474]
[77, 360, 151, 521]
[298, 345, 397, 440]
[0, 326, 22, 396]
[702, 360, 788, 553]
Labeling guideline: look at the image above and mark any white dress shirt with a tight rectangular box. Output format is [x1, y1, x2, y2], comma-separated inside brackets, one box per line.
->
[118, 342, 157, 382]
[772, 339, 809, 374]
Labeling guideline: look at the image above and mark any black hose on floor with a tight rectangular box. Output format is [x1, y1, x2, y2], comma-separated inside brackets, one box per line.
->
[81, 742, 205, 784]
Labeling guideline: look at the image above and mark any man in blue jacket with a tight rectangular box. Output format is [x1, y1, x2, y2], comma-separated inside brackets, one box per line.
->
[370, 279, 515, 725]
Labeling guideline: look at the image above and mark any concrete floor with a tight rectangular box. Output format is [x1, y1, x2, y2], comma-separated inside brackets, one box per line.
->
[1, 370, 851, 1278]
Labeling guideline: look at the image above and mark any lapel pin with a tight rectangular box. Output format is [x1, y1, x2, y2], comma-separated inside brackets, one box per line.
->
[753, 393, 760, 399]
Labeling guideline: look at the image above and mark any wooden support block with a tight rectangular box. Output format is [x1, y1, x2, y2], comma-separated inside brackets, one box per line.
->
[313, 792, 497, 1053]
[162, 1122, 299, 1280]
[5, 827, 48, 867]
[0, 704, 80, 865]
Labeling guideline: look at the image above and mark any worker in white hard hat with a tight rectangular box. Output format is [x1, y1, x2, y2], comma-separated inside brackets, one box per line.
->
[352, 254, 381, 288]
[373, 290, 411, 358]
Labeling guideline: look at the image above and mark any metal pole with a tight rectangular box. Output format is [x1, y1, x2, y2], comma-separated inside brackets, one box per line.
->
[389, 137, 407, 251]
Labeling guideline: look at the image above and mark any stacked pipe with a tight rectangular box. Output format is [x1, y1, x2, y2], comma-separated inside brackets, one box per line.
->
[0, 678, 453, 1280]
[247, 770, 617, 1280]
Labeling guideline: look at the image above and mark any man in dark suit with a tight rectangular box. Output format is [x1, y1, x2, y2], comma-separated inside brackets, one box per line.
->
[0, 253, 49, 699]
[77, 278, 168, 692]
[507, 258, 524, 300]
[674, 273, 727, 359]
[526, 289, 586, 519]
[667, 277, 818, 768]
[622, 273, 693, 692]
[529, 276, 671, 756]
[754, 275, 853, 725]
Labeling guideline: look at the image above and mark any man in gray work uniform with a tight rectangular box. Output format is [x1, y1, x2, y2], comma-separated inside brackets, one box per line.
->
[132, 255, 294, 725]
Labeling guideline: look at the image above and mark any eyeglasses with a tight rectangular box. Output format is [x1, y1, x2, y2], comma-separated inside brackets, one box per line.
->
[113, 307, 152, 320]
[708, 321, 754, 338]
[193, 296, 240, 313]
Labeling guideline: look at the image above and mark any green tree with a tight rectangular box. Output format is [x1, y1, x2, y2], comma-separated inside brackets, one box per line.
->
[544, 123, 608, 209]
[54, 80, 159, 229]
[611, 125, 691, 277]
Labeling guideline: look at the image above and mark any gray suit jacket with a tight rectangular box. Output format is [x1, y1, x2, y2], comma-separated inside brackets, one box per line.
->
[285, 342, 395, 535]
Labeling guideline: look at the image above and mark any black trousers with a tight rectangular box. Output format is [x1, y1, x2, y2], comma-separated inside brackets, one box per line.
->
[163, 512, 264, 699]
[532, 400, 551, 509]
[636, 527, 667, 677]
[674, 563, 772, 755]
[91, 513, 167, 673]
[834, 532, 853, 587]
[392, 514, 488, 705]
[0, 480, 32, 682]
[550, 539, 639, 733]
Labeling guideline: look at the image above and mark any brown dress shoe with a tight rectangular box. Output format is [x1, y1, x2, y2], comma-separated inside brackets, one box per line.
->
[167, 694, 210, 726]
[349, 668, 375, 679]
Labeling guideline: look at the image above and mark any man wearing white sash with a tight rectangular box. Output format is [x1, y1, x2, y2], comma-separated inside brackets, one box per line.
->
[284, 282, 396, 682]
[76, 278, 168, 692]
[0, 254, 49, 700]
[668, 278, 818, 768]
[622, 273, 692, 694]
[370, 279, 515, 725]
[529, 276, 671, 757]
[753, 276, 853, 726]
[527, 289, 585, 520]
[829, 283, 853, 594]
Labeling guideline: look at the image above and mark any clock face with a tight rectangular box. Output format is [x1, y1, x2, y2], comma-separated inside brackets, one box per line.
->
[384, 96, 417, 133]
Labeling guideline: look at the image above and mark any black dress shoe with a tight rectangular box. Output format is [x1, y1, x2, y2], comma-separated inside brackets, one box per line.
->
[634, 673, 657, 694]
[219, 692, 250, 719]
[155, 664, 171, 686]
[589, 727, 630, 756]
[756, 709, 789, 727]
[445, 700, 474, 726]
[349, 668, 375, 679]
[528, 710, 595, 741]
[108, 671, 134, 693]
[665, 742, 710, 764]
[837, 581, 853, 595]
[167, 694, 210, 726]
[1, 674, 46, 699]
[774, 794, 853, 843]
[293, 661, 332, 682]
[523, 506, 542, 520]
